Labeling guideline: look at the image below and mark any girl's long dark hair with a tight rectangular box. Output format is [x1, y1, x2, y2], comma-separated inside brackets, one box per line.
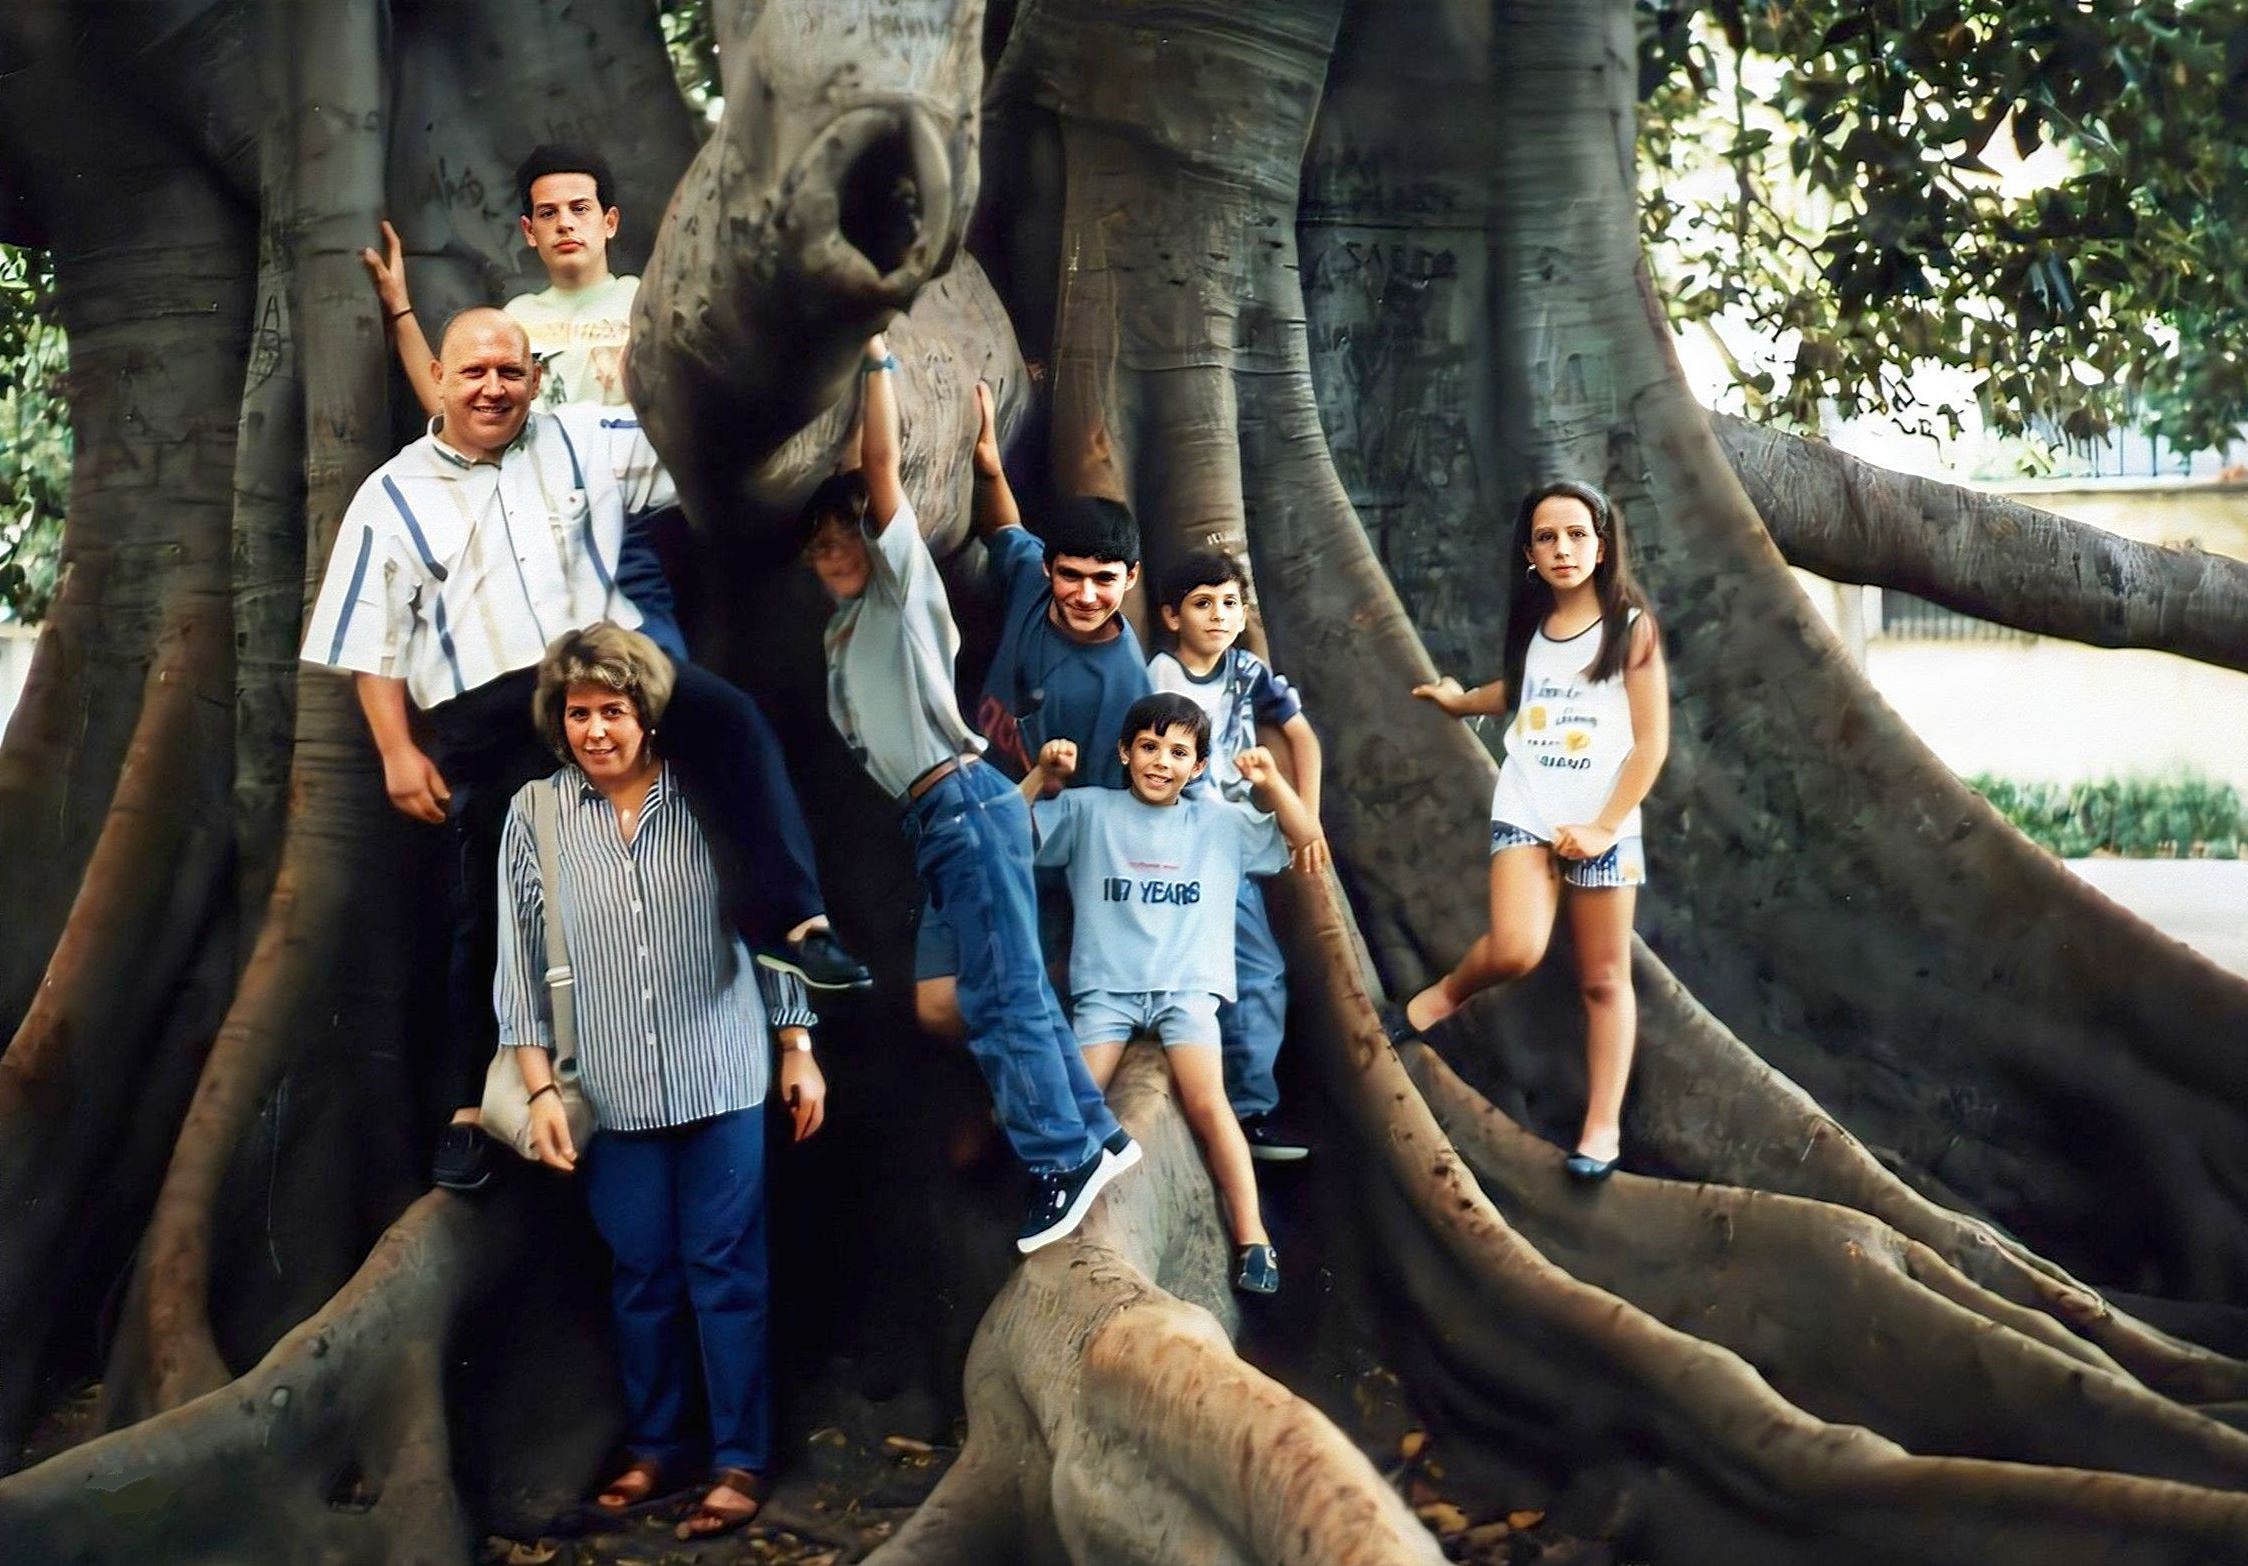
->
[1501, 480, 1651, 703]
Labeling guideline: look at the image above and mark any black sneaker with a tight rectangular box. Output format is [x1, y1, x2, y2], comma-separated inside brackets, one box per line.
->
[1239, 1113, 1309, 1163]
[755, 929, 872, 992]
[431, 1122, 491, 1191]
[1017, 1144, 1127, 1254]
[1234, 1243, 1280, 1295]
[1102, 1128, 1144, 1174]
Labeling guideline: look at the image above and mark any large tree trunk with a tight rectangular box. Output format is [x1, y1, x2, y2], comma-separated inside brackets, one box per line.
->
[1, 0, 2245, 1562]
[1290, 0, 2248, 1303]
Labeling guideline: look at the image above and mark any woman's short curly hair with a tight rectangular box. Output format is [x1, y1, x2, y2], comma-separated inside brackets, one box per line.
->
[531, 622, 678, 763]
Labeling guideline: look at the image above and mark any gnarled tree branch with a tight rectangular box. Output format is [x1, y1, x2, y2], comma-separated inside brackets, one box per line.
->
[1715, 410, 2248, 674]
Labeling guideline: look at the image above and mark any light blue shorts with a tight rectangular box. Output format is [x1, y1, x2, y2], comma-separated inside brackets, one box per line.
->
[1070, 989, 1224, 1050]
[1490, 820, 1646, 889]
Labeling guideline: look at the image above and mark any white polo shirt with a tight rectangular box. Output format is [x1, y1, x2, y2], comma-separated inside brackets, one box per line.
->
[300, 406, 676, 708]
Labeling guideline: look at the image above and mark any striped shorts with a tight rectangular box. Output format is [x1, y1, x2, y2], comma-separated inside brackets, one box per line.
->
[1490, 820, 1646, 888]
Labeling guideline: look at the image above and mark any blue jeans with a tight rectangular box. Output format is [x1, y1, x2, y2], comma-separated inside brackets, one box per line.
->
[582, 1107, 771, 1473]
[662, 661, 829, 942]
[1217, 877, 1287, 1118]
[903, 761, 1118, 1174]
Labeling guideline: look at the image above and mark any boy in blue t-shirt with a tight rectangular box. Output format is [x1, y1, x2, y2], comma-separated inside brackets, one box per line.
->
[914, 386, 1154, 1039]
[1020, 692, 1319, 1296]
[1147, 550, 1327, 1163]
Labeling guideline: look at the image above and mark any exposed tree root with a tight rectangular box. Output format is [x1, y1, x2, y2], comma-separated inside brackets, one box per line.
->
[0, 1193, 495, 1564]
[871, 1046, 1444, 1566]
[1715, 411, 2248, 673]
[1430, 947, 2248, 1407]
[1407, 1038, 2248, 1489]
[1268, 872, 2248, 1566]
[0, 602, 236, 1461]
[111, 0, 399, 1421]
[0, 52, 251, 1457]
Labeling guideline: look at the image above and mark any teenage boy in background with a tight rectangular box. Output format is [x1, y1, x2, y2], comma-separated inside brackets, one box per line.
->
[913, 384, 1155, 1039]
[1148, 551, 1325, 1161]
[365, 143, 639, 413]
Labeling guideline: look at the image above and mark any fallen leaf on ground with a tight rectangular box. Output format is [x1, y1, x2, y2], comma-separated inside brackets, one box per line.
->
[1414, 1501, 1470, 1535]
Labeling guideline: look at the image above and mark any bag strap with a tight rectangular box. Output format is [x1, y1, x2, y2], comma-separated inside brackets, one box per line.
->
[529, 781, 578, 1071]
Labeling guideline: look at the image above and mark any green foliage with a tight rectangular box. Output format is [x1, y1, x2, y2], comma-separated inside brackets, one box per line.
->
[1970, 772, 2244, 859]
[0, 245, 68, 624]
[657, 0, 720, 111]
[1637, 1, 2248, 456]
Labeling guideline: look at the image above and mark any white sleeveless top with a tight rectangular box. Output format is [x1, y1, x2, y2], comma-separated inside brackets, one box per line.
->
[1488, 609, 1641, 839]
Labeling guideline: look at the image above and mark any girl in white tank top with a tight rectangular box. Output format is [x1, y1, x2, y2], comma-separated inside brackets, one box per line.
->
[1399, 481, 1671, 1182]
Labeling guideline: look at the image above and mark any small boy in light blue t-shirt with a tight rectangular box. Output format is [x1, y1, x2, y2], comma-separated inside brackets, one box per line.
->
[1021, 692, 1319, 1295]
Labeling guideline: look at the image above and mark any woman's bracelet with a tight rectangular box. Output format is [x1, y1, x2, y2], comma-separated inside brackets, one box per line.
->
[527, 1082, 559, 1105]
[385, 305, 414, 323]
[861, 353, 898, 375]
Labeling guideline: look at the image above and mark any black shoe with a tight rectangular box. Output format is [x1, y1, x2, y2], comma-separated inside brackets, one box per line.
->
[1017, 1145, 1127, 1254]
[1239, 1113, 1310, 1163]
[1378, 1002, 1426, 1048]
[1102, 1128, 1144, 1174]
[755, 929, 871, 992]
[432, 1123, 491, 1191]
[1234, 1243, 1280, 1295]
[1564, 1150, 1619, 1182]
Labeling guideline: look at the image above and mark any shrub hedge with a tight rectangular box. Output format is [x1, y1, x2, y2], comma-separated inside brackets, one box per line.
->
[1969, 773, 2243, 859]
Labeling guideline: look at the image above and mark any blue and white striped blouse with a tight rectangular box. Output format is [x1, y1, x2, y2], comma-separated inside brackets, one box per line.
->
[493, 764, 815, 1133]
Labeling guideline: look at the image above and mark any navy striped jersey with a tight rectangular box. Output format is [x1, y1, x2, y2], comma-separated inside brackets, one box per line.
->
[493, 764, 814, 1133]
[1146, 647, 1304, 802]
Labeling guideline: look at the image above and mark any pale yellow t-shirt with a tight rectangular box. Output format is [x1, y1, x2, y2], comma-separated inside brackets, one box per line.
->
[506, 274, 638, 409]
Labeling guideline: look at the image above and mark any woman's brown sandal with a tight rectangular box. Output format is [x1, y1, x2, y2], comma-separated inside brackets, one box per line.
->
[592, 1456, 669, 1514]
[674, 1466, 765, 1540]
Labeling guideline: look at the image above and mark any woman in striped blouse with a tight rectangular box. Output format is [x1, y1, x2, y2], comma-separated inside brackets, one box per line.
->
[496, 622, 828, 1541]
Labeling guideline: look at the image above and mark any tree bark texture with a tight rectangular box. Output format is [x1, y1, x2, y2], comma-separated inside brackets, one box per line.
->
[0, 0, 2245, 1562]
[1715, 410, 2248, 672]
[871, 1048, 1445, 1566]
[1284, 0, 2248, 1305]
[1267, 870, 2248, 1565]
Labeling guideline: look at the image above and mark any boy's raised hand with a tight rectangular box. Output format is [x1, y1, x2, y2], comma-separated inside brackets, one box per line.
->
[359, 219, 410, 315]
[1234, 745, 1276, 787]
[973, 380, 1003, 477]
[1037, 738, 1079, 781]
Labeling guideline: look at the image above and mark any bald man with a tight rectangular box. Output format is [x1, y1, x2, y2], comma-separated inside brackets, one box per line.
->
[304, 309, 865, 1192]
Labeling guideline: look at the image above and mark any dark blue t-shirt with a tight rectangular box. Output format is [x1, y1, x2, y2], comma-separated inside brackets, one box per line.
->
[972, 525, 1151, 790]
